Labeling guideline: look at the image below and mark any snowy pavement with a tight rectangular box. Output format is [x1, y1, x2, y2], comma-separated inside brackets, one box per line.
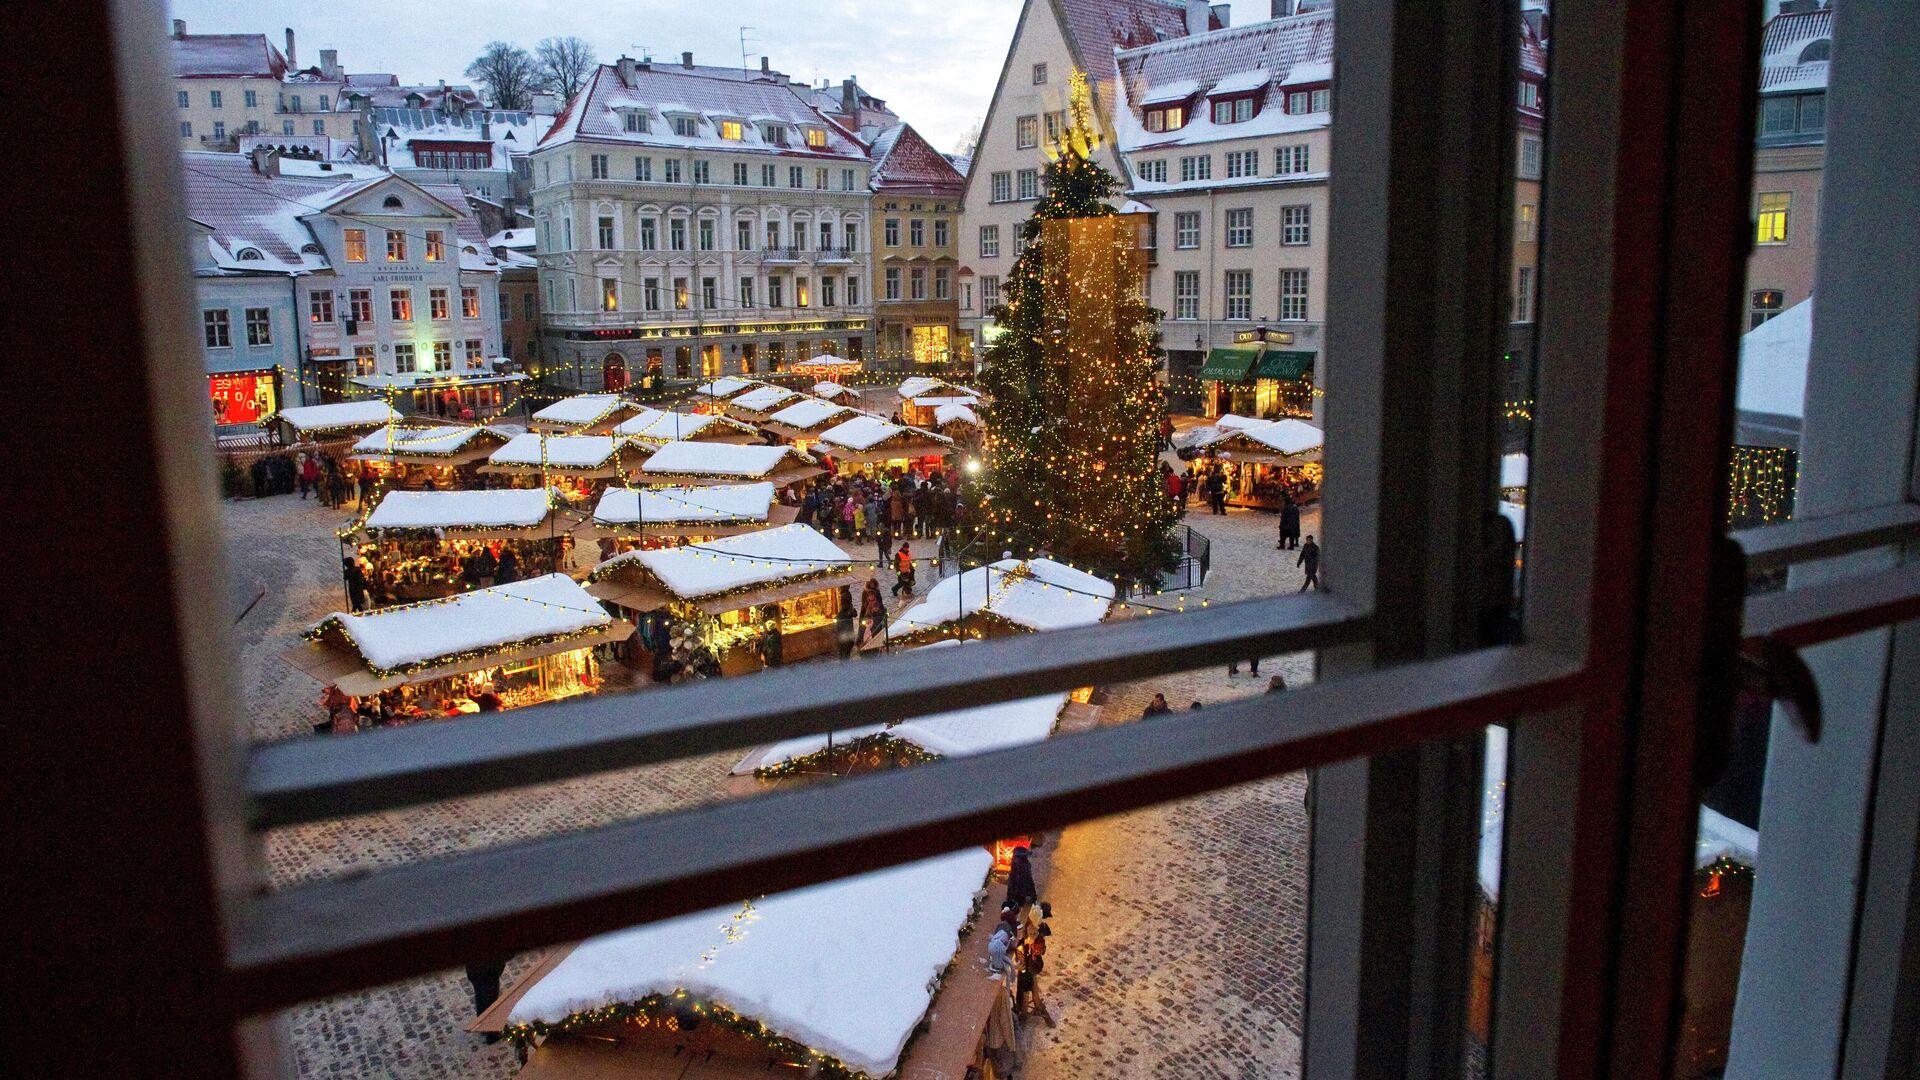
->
[225, 491, 1318, 1078]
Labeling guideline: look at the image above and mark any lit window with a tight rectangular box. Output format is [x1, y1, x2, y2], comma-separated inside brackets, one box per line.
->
[348, 289, 372, 323]
[461, 287, 480, 319]
[309, 291, 334, 323]
[424, 231, 444, 262]
[673, 278, 689, 310]
[429, 288, 450, 320]
[719, 120, 743, 140]
[385, 230, 407, 262]
[805, 128, 827, 149]
[795, 277, 809, 307]
[1518, 204, 1536, 242]
[1748, 289, 1784, 330]
[390, 289, 412, 321]
[465, 340, 485, 369]
[1756, 192, 1790, 244]
[344, 229, 367, 262]
[431, 341, 452, 371]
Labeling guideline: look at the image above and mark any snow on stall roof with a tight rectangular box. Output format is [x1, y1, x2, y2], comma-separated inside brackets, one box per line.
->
[363, 489, 554, 530]
[697, 376, 764, 399]
[1210, 69, 1273, 95]
[768, 398, 856, 430]
[729, 385, 802, 412]
[1737, 297, 1810, 421]
[913, 393, 979, 408]
[352, 424, 492, 455]
[594, 482, 776, 525]
[490, 433, 623, 467]
[613, 407, 743, 441]
[1501, 453, 1530, 490]
[602, 523, 852, 599]
[1698, 807, 1760, 869]
[935, 403, 980, 428]
[276, 400, 393, 432]
[639, 441, 799, 478]
[507, 848, 992, 1077]
[813, 381, 850, 398]
[819, 415, 949, 452]
[314, 574, 609, 672]
[1219, 418, 1323, 456]
[754, 689, 1071, 771]
[895, 376, 952, 400]
[890, 558, 1115, 637]
[532, 394, 632, 426]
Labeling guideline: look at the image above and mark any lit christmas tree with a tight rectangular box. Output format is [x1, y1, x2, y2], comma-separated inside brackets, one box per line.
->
[975, 69, 1179, 582]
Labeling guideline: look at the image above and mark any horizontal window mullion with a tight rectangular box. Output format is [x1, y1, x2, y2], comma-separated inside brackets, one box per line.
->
[1733, 501, 1920, 572]
[1743, 562, 1920, 647]
[249, 593, 1372, 829]
[226, 645, 1582, 1011]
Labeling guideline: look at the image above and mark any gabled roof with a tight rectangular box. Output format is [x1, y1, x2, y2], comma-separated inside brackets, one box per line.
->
[171, 33, 286, 79]
[869, 123, 967, 196]
[1056, 0, 1201, 65]
[1114, 12, 1335, 155]
[538, 63, 866, 159]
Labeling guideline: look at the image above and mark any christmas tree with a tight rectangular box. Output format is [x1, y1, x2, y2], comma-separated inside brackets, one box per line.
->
[975, 69, 1179, 582]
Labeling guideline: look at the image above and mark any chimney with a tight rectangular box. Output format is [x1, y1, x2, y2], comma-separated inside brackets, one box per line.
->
[284, 28, 296, 67]
[480, 113, 492, 141]
[682, 51, 694, 69]
[617, 55, 636, 87]
[319, 48, 341, 81]
[357, 96, 376, 159]
[760, 56, 770, 74]
[1185, 0, 1210, 35]
[842, 78, 858, 116]
[1211, 3, 1230, 28]
[172, 18, 185, 38]
[1271, 0, 1289, 15]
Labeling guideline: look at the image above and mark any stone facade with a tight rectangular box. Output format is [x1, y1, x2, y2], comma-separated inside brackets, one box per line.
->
[869, 124, 967, 371]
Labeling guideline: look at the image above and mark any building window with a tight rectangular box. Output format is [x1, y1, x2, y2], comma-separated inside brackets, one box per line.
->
[693, 160, 711, 185]
[702, 277, 718, 309]
[1044, 111, 1065, 144]
[1180, 156, 1211, 182]
[1225, 208, 1254, 247]
[354, 344, 376, 374]
[212, 121, 225, 141]
[1518, 204, 1536, 242]
[597, 216, 615, 249]
[670, 219, 687, 251]
[1749, 289, 1785, 330]
[717, 119, 743, 141]
[1512, 266, 1534, 323]
[793, 277, 809, 307]
[348, 289, 372, 324]
[635, 156, 652, 181]
[885, 218, 900, 247]
[201, 309, 230, 348]
[385, 230, 407, 262]
[390, 289, 412, 321]
[1277, 144, 1310, 175]
[663, 159, 682, 184]
[344, 228, 370, 264]
[624, 111, 650, 133]
[1224, 269, 1252, 320]
[931, 219, 949, 248]
[699, 219, 716, 251]
[762, 163, 777, 186]
[244, 89, 258, 107]
[1282, 204, 1311, 245]
[1797, 92, 1826, 132]
[1032, 62, 1047, 84]
[643, 278, 660, 311]
[820, 222, 834, 252]
[1016, 115, 1039, 149]
[1175, 211, 1201, 249]
[805, 128, 828, 149]
[739, 276, 755, 308]
[1014, 231, 1029, 256]
[769, 276, 784, 307]
[1017, 169, 1039, 199]
[1144, 106, 1186, 133]
[177, 90, 190, 108]
[673, 277, 689, 310]
[963, 282, 974, 311]
[910, 220, 925, 246]
[842, 168, 857, 191]
[1226, 150, 1258, 178]
[429, 287, 450, 320]
[465, 339, 485, 369]
[1519, 137, 1542, 179]
[1213, 97, 1255, 124]
[1137, 159, 1167, 183]
[736, 220, 753, 251]
[1174, 271, 1199, 320]
[640, 218, 657, 251]
[1756, 192, 1790, 244]
[523, 293, 537, 321]
[430, 340, 452, 371]
[313, 120, 326, 136]
[910, 267, 927, 300]
[309, 291, 334, 323]
[981, 275, 1000, 310]
[178, 121, 194, 139]
[789, 166, 804, 189]
[1760, 96, 1797, 135]
[822, 276, 838, 307]
[1518, 80, 1541, 110]
[845, 277, 860, 306]
[672, 116, 699, 137]
[846, 223, 860, 252]
[991, 171, 1012, 202]
[733, 162, 750, 185]
[1280, 268, 1310, 321]
[423, 230, 443, 262]
[885, 267, 902, 300]
[393, 342, 416, 373]
[981, 224, 1003, 258]
[462, 286, 480, 319]
[766, 221, 781, 250]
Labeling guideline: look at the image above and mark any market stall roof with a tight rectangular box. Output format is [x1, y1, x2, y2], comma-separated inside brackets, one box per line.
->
[360, 488, 558, 534]
[635, 441, 823, 487]
[764, 397, 858, 435]
[694, 376, 769, 402]
[275, 399, 394, 436]
[933, 402, 980, 430]
[883, 558, 1115, 643]
[587, 523, 857, 613]
[815, 415, 954, 462]
[812, 380, 855, 401]
[725, 384, 805, 416]
[1198, 343, 1315, 381]
[349, 423, 509, 463]
[593, 482, 777, 528]
[1203, 418, 1324, 464]
[613, 407, 758, 444]
[528, 393, 643, 432]
[503, 849, 992, 1079]
[482, 433, 647, 476]
[1501, 453, 1529, 491]
[746, 686, 1071, 773]
[895, 376, 954, 400]
[289, 574, 630, 695]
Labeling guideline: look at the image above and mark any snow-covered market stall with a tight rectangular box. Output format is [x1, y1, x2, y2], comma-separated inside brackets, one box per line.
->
[689, 376, 769, 408]
[634, 441, 824, 493]
[348, 423, 513, 490]
[589, 481, 795, 552]
[762, 397, 861, 446]
[343, 488, 573, 603]
[613, 407, 760, 445]
[284, 574, 631, 722]
[719, 384, 806, 425]
[813, 416, 954, 479]
[528, 393, 650, 435]
[480, 434, 656, 498]
[894, 377, 985, 429]
[585, 523, 867, 675]
[811, 381, 862, 407]
[273, 399, 395, 446]
[738, 684, 1073, 781]
[875, 558, 1116, 650]
[1186, 415, 1323, 509]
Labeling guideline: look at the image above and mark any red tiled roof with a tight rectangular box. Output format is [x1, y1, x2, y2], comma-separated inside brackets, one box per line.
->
[870, 124, 965, 196]
[172, 33, 286, 79]
[1056, 0, 1198, 64]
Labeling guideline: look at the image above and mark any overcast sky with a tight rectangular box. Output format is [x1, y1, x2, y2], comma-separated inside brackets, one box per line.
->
[169, 0, 1022, 152]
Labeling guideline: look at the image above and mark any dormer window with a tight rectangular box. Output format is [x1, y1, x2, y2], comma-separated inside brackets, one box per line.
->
[1144, 106, 1187, 133]
[382, 195, 404, 209]
[1212, 97, 1256, 124]
[718, 119, 744, 141]
[236, 247, 263, 261]
[804, 127, 828, 149]
[761, 123, 789, 146]
[1286, 88, 1331, 114]
[671, 115, 699, 137]
[1798, 38, 1830, 64]
[621, 109, 651, 133]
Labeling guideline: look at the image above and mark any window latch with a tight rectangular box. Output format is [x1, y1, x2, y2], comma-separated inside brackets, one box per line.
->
[1698, 537, 1822, 785]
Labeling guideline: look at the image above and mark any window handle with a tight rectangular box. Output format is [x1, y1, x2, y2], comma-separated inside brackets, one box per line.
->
[1699, 538, 1822, 785]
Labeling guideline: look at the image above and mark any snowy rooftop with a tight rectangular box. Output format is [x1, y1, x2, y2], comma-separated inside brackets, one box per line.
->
[311, 574, 609, 673]
[895, 376, 954, 400]
[489, 227, 536, 250]
[540, 62, 867, 161]
[696, 376, 765, 399]
[593, 482, 776, 526]
[1758, 7, 1832, 94]
[276, 399, 393, 433]
[362, 488, 555, 531]
[351, 424, 494, 456]
[1213, 418, 1324, 456]
[813, 381, 851, 398]
[890, 558, 1115, 638]
[369, 106, 554, 171]
[489, 433, 625, 468]
[767, 398, 856, 430]
[171, 32, 285, 78]
[639, 441, 805, 479]
[613, 407, 750, 441]
[753, 689, 1071, 771]
[1501, 453, 1529, 490]
[1279, 60, 1332, 87]
[869, 123, 967, 196]
[1737, 297, 1810, 421]
[728, 385, 803, 413]
[597, 523, 853, 599]
[507, 848, 993, 1077]
[792, 353, 858, 371]
[531, 394, 634, 427]
[1113, 11, 1336, 158]
[1138, 77, 1202, 106]
[1210, 69, 1273, 95]
[934, 402, 980, 428]
[818, 415, 951, 452]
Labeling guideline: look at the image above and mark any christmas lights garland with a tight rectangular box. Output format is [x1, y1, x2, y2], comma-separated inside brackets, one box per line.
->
[751, 731, 942, 780]
[305, 589, 611, 679]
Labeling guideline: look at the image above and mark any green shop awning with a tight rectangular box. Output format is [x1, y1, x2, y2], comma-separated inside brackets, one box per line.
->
[1197, 344, 1261, 381]
[1254, 350, 1315, 380]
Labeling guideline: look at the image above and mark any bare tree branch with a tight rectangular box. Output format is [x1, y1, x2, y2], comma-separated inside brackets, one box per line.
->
[535, 36, 598, 104]
[465, 41, 538, 111]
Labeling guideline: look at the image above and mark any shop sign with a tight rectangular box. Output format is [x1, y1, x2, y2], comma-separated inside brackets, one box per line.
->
[209, 372, 276, 425]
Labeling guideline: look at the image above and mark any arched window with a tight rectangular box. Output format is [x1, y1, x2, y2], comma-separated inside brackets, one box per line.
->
[1798, 38, 1830, 64]
[236, 247, 263, 261]
[382, 195, 403, 209]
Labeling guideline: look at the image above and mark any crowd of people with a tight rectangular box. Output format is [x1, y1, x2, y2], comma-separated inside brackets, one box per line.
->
[984, 844, 1058, 1075]
[795, 467, 970, 555]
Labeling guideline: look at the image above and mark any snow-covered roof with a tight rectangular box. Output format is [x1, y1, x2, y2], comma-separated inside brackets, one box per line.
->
[275, 399, 393, 433]
[351, 424, 495, 456]
[506, 848, 993, 1077]
[531, 393, 634, 427]
[729, 385, 803, 412]
[818, 415, 951, 452]
[613, 407, 752, 441]
[1501, 453, 1529, 490]
[370, 106, 555, 171]
[362, 488, 555, 531]
[696, 376, 765, 399]
[597, 523, 853, 599]
[593, 482, 776, 526]
[1279, 60, 1332, 87]
[309, 574, 610, 675]
[1759, 7, 1832, 94]
[934, 402, 980, 429]
[171, 32, 285, 79]
[755, 689, 1071, 771]
[767, 398, 856, 430]
[1210, 69, 1273, 95]
[868, 123, 966, 196]
[895, 376, 953, 400]
[489, 227, 535, 250]
[639, 441, 806, 479]
[813, 381, 851, 398]
[539, 62, 867, 160]
[1698, 807, 1760, 869]
[793, 353, 859, 371]
[1213, 417, 1323, 456]
[489, 433, 626, 468]
[1737, 297, 1810, 422]
[890, 558, 1115, 638]
[1113, 12, 1336, 161]
[912, 393, 979, 408]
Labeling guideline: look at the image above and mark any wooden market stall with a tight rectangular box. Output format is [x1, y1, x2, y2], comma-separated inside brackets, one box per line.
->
[588, 481, 797, 554]
[810, 380, 862, 407]
[585, 523, 868, 675]
[1191, 416, 1324, 509]
[273, 399, 395, 446]
[348, 423, 513, 490]
[284, 573, 632, 720]
[870, 558, 1116, 651]
[688, 376, 770, 409]
[344, 487, 574, 603]
[813, 415, 955, 479]
[761, 397, 862, 446]
[527, 393, 649, 434]
[894, 376, 986, 428]
[931, 401, 983, 448]
[633, 441, 824, 494]
[479, 433, 655, 499]
[612, 406, 759, 445]
[718, 384, 806, 425]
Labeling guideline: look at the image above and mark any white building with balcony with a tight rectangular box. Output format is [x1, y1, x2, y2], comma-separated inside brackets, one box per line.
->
[529, 55, 874, 391]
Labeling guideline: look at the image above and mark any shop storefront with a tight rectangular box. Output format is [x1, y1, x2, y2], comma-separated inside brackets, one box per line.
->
[1197, 340, 1316, 422]
[208, 370, 279, 432]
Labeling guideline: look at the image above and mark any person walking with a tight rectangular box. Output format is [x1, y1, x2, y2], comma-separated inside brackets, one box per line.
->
[1142, 692, 1172, 718]
[464, 957, 509, 1041]
[833, 585, 858, 660]
[912, 482, 932, 539]
[298, 452, 319, 500]
[342, 557, 369, 612]
[1006, 846, 1038, 909]
[891, 543, 916, 597]
[1228, 654, 1260, 677]
[857, 578, 887, 647]
[1298, 534, 1321, 591]
[1279, 497, 1301, 550]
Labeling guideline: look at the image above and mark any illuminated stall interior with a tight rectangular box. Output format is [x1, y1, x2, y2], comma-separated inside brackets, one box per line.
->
[479, 433, 656, 500]
[762, 397, 863, 449]
[347, 423, 512, 490]
[344, 488, 571, 603]
[588, 481, 797, 559]
[812, 415, 955, 479]
[350, 371, 528, 420]
[1189, 416, 1324, 509]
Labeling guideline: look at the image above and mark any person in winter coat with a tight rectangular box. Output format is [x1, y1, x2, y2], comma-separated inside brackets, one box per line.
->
[494, 546, 520, 585]
[891, 543, 916, 596]
[912, 484, 933, 538]
[342, 557, 369, 611]
[1207, 468, 1228, 514]
[1142, 693, 1172, 718]
[857, 578, 887, 646]
[1006, 846, 1039, 909]
[298, 453, 319, 500]
[755, 613, 784, 669]
[1298, 534, 1321, 591]
[1279, 498, 1302, 549]
[834, 585, 858, 660]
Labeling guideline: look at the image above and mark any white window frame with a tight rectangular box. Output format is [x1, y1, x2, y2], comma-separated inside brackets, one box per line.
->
[1174, 270, 1199, 320]
[1174, 211, 1201, 249]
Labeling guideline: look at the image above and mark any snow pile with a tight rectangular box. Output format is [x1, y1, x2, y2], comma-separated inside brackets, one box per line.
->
[363, 489, 553, 530]
[352, 424, 490, 455]
[314, 574, 609, 672]
[768, 398, 855, 430]
[1737, 297, 1810, 421]
[490, 433, 623, 468]
[891, 558, 1115, 637]
[594, 482, 776, 525]
[533, 394, 631, 426]
[729, 385, 802, 412]
[606, 523, 853, 599]
[277, 400, 392, 433]
[507, 849, 993, 1078]
[754, 689, 1070, 770]
[640, 441, 800, 478]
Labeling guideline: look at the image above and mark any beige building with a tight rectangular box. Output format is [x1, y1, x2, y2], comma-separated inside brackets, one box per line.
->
[530, 56, 875, 390]
[1744, 4, 1831, 330]
[170, 20, 356, 152]
[869, 125, 968, 371]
